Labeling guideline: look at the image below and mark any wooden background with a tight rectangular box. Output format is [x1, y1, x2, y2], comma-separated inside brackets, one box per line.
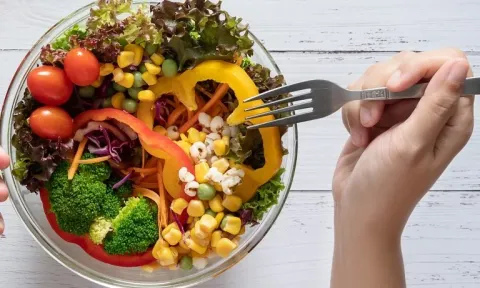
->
[2, 0, 480, 287]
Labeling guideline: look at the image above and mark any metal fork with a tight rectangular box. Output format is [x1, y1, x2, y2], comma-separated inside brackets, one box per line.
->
[244, 77, 480, 130]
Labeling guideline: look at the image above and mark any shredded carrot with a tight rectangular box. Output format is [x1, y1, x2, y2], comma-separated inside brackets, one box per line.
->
[210, 105, 223, 117]
[108, 159, 127, 170]
[134, 182, 158, 189]
[195, 92, 206, 109]
[179, 83, 230, 133]
[157, 161, 168, 228]
[129, 167, 158, 173]
[68, 138, 88, 180]
[145, 158, 158, 169]
[137, 174, 158, 184]
[167, 105, 187, 127]
[133, 187, 162, 234]
[196, 85, 213, 98]
[77, 155, 111, 164]
[140, 148, 146, 178]
[187, 110, 194, 120]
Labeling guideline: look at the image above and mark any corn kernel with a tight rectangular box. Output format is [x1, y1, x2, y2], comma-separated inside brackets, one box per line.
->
[162, 223, 179, 237]
[99, 63, 114, 76]
[153, 125, 167, 136]
[193, 221, 210, 240]
[191, 251, 208, 259]
[214, 182, 223, 192]
[186, 239, 207, 255]
[177, 241, 190, 254]
[199, 214, 217, 233]
[157, 247, 175, 265]
[187, 216, 194, 224]
[112, 92, 126, 109]
[91, 76, 104, 88]
[164, 228, 182, 246]
[175, 141, 192, 157]
[211, 230, 222, 248]
[222, 195, 243, 212]
[168, 264, 179, 270]
[213, 139, 226, 156]
[137, 89, 156, 101]
[112, 68, 124, 82]
[180, 133, 189, 142]
[222, 135, 230, 146]
[238, 226, 246, 236]
[228, 159, 242, 169]
[142, 72, 158, 86]
[171, 198, 189, 215]
[221, 216, 242, 235]
[212, 158, 229, 174]
[209, 195, 224, 213]
[117, 51, 135, 68]
[150, 53, 165, 66]
[215, 212, 225, 229]
[124, 44, 144, 66]
[187, 128, 201, 143]
[145, 62, 162, 75]
[199, 132, 207, 142]
[117, 72, 134, 88]
[170, 246, 179, 259]
[195, 162, 210, 183]
[216, 238, 237, 258]
[153, 239, 169, 259]
[187, 200, 205, 217]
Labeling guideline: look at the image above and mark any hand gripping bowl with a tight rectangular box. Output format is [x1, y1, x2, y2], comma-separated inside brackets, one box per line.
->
[0, 2, 297, 287]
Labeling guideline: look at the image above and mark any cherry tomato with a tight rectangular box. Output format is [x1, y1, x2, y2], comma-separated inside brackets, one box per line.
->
[64, 48, 100, 86]
[29, 106, 73, 140]
[27, 66, 73, 106]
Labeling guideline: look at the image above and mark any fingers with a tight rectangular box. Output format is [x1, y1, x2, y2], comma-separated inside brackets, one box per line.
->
[402, 59, 469, 147]
[0, 213, 3, 235]
[0, 147, 9, 169]
[376, 99, 419, 128]
[0, 182, 8, 202]
[342, 101, 369, 147]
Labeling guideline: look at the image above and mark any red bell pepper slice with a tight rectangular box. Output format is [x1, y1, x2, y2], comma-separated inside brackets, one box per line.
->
[39, 188, 155, 267]
[73, 108, 194, 201]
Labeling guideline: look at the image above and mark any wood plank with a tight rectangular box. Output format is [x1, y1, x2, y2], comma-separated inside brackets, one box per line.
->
[2, 50, 480, 191]
[2, 0, 480, 52]
[2, 191, 480, 287]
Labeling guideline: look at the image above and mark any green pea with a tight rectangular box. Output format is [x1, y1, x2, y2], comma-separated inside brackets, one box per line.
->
[145, 43, 158, 56]
[138, 63, 148, 73]
[78, 86, 95, 98]
[197, 183, 216, 200]
[102, 97, 113, 108]
[162, 59, 178, 77]
[128, 87, 142, 99]
[133, 71, 145, 88]
[220, 216, 229, 230]
[179, 256, 193, 271]
[122, 99, 138, 113]
[107, 86, 116, 97]
[113, 82, 127, 92]
[205, 209, 216, 217]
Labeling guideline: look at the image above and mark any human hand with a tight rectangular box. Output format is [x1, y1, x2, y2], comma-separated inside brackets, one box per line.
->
[0, 147, 10, 234]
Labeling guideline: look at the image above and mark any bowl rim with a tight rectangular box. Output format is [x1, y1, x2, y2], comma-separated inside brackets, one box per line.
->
[1, 1, 298, 287]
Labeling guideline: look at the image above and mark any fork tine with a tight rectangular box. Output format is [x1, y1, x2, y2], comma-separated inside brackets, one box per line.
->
[247, 112, 318, 130]
[245, 102, 312, 120]
[244, 92, 313, 112]
[243, 81, 313, 103]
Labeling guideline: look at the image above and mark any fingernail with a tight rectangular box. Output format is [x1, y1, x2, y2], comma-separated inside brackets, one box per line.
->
[447, 60, 468, 83]
[360, 106, 372, 126]
[387, 70, 402, 88]
[0, 213, 4, 235]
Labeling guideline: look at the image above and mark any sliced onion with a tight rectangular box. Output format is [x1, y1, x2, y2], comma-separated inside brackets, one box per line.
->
[112, 119, 138, 141]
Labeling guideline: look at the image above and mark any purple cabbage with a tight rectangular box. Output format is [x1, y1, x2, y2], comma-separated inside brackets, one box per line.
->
[86, 127, 134, 163]
[154, 98, 170, 127]
[238, 209, 258, 226]
[96, 75, 113, 99]
[113, 171, 133, 189]
[172, 211, 186, 235]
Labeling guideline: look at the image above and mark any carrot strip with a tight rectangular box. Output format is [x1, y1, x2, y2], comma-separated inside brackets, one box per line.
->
[68, 138, 88, 180]
[179, 83, 230, 133]
[157, 161, 168, 228]
[77, 155, 111, 164]
[145, 158, 158, 169]
[187, 110, 194, 120]
[137, 174, 158, 184]
[210, 106, 222, 117]
[195, 93, 206, 109]
[129, 167, 158, 173]
[140, 148, 146, 178]
[196, 85, 213, 98]
[133, 188, 162, 234]
[167, 106, 187, 127]
[134, 183, 158, 189]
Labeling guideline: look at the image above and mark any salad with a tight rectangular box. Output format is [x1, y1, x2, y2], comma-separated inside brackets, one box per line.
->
[12, 0, 288, 271]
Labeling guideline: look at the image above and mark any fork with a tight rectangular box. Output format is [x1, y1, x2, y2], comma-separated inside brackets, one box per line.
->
[244, 77, 480, 130]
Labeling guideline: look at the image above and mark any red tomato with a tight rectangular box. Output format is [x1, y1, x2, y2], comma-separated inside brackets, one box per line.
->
[29, 106, 73, 140]
[64, 48, 100, 86]
[27, 66, 73, 106]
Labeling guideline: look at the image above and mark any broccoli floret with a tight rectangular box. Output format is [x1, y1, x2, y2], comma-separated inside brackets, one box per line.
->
[89, 217, 112, 245]
[78, 153, 111, 182]
[106, 175, 133, 198]
[102, 193, 122, 219]
[103, 197, 159, 255]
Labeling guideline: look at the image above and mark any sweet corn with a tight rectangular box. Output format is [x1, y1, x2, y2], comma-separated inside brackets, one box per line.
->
[228, 159, 242, 170]
[112, 68, 125, 82]
[91, 76, 104, 88]
[187, 200, 205, 217]
[180, 133, 188, 142]
[112, 92, 126, 109]
[117, 72, 134, 88]
[212, 158, 229, 174]
[211, 230, 222, 248]
[220, 215, 242, 235]
[176, 141, 192, 157]
[142, 72, 158, 86]
[191, 251, 208, 259]
[153, 125, 167, 136]
[195, 162, 210, 183]
[150, 53, 165, 66]
[170, 246, 179, 259]
[199, 132, 207, 142]
[178, 240, 191, 253]
[117, 51, 135, 68]
[216, 238, 237, 258]
[232, 236, 241, 246]
[214, 182, 223, 192]
[153, 239, 169, 259]
[137, 89, 155, 101]
[187, 128, 201, 143]
[222, 135, 230, 146]
[215, 212, 225, 229]
[162, 223, 179, 237]
[238, 226, 246, 236]
[222, 195, 242, 212]
[209, 195, 224, 213]
[185, 238, 207, 255]
[199, 214, 217, 233]
[187, 216, 194, 224]
[164, 228, 182, 246]
[145, 62, 162, 75]
[171, 198, 189, 215]
[99, 63, 114, 76]
[157, 247, 176, 266]
[168, 264, 179, 271]
[124, 44, 144, 66]
[176, 245, 190, 255]
[213, 139, 226, 156]
[193, 222, 209, 240]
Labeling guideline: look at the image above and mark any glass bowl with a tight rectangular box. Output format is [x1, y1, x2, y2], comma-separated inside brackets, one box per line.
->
[0, 2, 298, 287]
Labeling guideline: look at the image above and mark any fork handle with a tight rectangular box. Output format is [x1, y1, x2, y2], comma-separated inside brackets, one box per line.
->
[355, 76, 480, 100]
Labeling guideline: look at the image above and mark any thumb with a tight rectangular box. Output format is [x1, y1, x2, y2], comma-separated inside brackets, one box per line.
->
[401, 59, 469, 147]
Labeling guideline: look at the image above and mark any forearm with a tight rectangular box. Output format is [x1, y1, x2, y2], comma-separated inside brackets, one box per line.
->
[330, 211, 406, 288]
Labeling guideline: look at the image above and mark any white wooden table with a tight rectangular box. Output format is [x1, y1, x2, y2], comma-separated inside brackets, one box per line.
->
[2, 0, 480, 287]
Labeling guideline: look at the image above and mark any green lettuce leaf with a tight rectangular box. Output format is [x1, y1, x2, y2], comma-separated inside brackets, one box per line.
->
[122, 4, 163, 45]
[87, 0, 133, 32]
[51, 24, 87, 50]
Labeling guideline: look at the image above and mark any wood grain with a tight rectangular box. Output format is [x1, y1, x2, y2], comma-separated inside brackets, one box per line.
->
[2, 0, 480, 52]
